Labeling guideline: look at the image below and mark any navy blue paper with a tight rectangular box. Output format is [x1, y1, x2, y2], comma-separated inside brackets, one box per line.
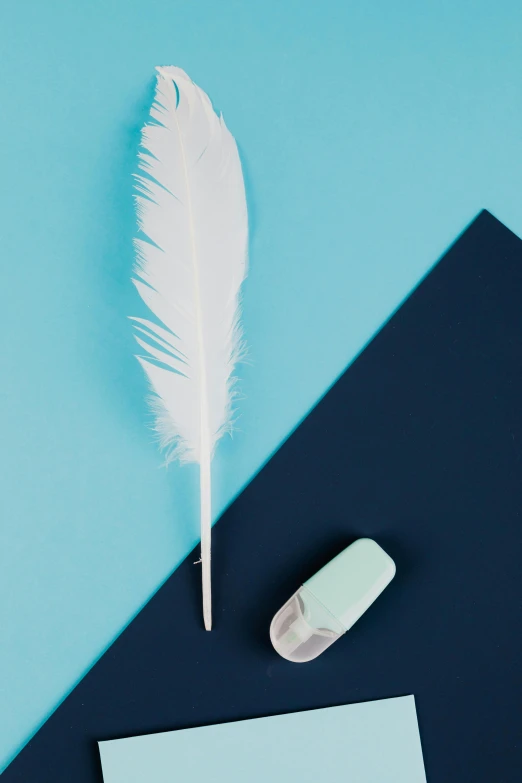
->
[4, 211, 522, 783]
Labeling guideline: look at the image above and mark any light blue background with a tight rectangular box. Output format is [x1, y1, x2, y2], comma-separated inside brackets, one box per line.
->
[1, 0, 521, 771]
[99, 697, 426, 783]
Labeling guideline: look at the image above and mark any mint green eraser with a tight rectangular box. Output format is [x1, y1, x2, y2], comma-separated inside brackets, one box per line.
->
[270, 538, 396, 663]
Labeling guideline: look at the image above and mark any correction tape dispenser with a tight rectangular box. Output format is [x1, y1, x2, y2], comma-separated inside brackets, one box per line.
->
[270, 538, 396, 663]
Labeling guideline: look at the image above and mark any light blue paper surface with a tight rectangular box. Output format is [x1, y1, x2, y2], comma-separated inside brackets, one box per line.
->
[2, 0, 522, 771]
[99, 697, 427, 783]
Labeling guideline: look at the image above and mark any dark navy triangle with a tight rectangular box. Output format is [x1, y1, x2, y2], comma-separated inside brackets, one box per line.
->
[5, 210, 522, 782]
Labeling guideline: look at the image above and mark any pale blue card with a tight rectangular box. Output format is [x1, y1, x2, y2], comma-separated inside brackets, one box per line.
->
[99, 696, 426, 783]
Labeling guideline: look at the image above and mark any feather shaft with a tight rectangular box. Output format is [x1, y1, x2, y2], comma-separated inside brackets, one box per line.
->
[166, 71, 214, 629]
[200, 451, 212, 630]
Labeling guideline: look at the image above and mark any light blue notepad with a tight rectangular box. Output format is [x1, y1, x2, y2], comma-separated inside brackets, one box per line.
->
[99, 696, 427, 783]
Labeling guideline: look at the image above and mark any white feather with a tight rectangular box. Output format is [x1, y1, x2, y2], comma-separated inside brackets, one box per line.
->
[132, 66, 248, 629]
